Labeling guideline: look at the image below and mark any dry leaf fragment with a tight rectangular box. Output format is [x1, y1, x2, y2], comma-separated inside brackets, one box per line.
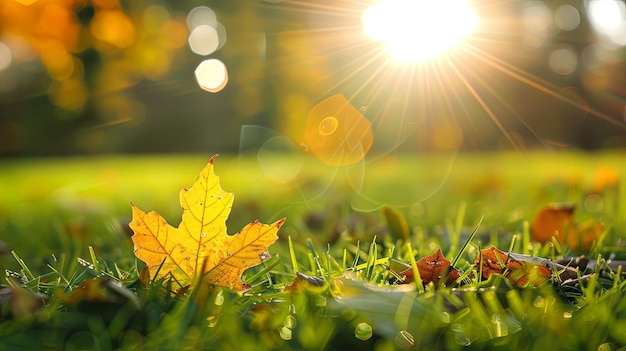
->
[130, 155, 284, 291]
[57, 278, 113, 306]
[475, 246, 521, 281]
[475, 247, 551, 287]
[57, 278, 140, 309]
[395, 249, 460, 286]
[5, 278, 47, 318]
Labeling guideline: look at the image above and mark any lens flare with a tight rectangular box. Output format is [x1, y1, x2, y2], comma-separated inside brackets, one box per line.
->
[318, 116, 339, 136]
[304, 94, 373, 166]
[362, 0, 477, 62]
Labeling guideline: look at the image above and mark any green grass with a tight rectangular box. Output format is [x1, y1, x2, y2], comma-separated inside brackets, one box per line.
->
[1, 151, 626, 350]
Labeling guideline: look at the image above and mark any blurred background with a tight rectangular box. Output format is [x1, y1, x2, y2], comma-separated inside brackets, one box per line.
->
[0, 0, 626, 158]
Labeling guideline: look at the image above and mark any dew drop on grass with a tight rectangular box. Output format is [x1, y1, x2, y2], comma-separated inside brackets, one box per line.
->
[440, 312, 451, 323]
[315, 295, 326, 307]
[5, 270, 20, 279]
[284, 315, 297, 329]
[491, 314, 508, 337]
[454, 333, 473, 347]
[207, 315, 218, 328]
[279, 326, 292, 340]
[395, 330, 415, 349]
[355, 322, 373, 341]
[214, 293, 224, 306]
[77, 258, 92, 268]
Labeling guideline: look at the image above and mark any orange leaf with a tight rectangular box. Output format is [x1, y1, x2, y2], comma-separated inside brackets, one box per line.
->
[5, 278, 47, 318]
[531, 203, 601, 251]
[130, 155, 284, 291]
[475, 247, 522, 281]
[57, 278, 113, 306]
[401, 249, 460, 286]
[531, 203, 576, 246]
[475, 247, 551, 287]
[592, 165, 619, 193]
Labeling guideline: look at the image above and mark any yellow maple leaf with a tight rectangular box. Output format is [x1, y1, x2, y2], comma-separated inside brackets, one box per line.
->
[130, 155, 284, 291]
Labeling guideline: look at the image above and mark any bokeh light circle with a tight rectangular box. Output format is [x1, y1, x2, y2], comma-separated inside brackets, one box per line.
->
[188, 25, 219, 56]
[554, 4, 581, 31]
[548, 47, 578, 75]
[522, 1, 552, 35]
[587, 0, 626, 45]
[195, 59, 228, 93]
[186, 6, 217, 30]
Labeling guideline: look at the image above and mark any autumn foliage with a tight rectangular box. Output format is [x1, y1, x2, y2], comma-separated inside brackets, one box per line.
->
[474, 247, 551, 287]
[399, 249, 460, 286]
[394, 247, 553, 288]
[531, 203, 604, 251]
[129, 155, 284, 291]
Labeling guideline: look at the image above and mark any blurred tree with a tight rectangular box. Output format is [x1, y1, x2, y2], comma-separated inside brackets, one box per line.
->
[0, 0, 291, 157]
[0, 0, 625, 157]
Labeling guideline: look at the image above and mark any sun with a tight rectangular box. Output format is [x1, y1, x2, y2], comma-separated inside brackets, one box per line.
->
[362, 0, 477, 62]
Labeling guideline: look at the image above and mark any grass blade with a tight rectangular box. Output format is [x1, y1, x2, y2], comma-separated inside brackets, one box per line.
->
[451, 215, 484, 268]
[406, 243, 424, 293]
[288, 236, 299, 273]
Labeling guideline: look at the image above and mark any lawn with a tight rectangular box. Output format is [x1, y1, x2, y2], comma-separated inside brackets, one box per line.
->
[1, 151, 625, 350]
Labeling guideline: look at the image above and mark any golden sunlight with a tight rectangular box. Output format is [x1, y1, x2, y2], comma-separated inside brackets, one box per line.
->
[362, 0, 477, 62]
